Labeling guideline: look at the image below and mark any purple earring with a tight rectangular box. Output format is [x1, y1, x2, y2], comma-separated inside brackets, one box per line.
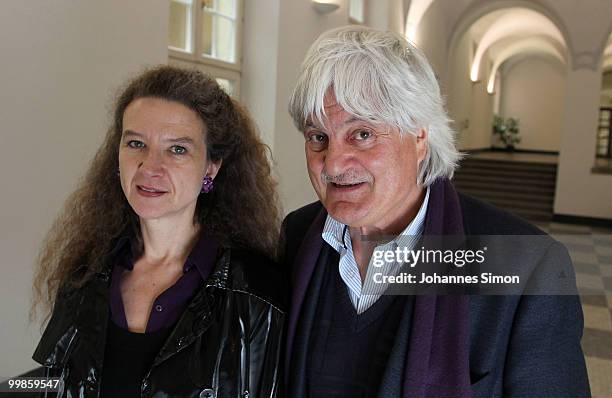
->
[201, 176, 214, 193]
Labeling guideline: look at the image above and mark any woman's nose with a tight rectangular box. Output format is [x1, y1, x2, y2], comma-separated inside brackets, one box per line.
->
[140, 150, 164, 176]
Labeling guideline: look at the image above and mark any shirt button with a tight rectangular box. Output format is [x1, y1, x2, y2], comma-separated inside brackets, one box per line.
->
[200, 389, 215, 398]
[155, 304, 163, 312]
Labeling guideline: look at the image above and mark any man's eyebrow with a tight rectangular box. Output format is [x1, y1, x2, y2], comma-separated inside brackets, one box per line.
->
[305, 116, 369, 129]
[344, 116, 366, 125]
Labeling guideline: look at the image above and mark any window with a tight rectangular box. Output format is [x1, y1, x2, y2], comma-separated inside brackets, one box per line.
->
[169, 0, 193, 52]
[201, 0, 237, 63]
[349, 0, 365, 24]
[168, 0, 242, 97]
[596, 108, 611, 159]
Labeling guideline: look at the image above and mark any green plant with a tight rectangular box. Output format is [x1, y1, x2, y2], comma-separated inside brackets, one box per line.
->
[492, 114, 521, 147]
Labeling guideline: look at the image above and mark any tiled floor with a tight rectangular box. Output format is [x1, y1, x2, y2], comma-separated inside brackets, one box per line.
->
[535, 221, 612, 397]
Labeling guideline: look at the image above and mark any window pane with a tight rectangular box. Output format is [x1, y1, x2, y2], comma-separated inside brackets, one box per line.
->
[202, 0, 235, 17]
[216, 78, 235, 96]
[169, 0, 193, 52]
[202, 13, 235, 63]
[214, 16, 235, 62]
[349, 0, 364, 23]
[597, 145, 608, 156]
[217, 0, 235, 17]
[201, 11, 213, 56]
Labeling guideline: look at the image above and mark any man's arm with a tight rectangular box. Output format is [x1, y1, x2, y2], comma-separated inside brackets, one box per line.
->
[503, 241, 590, 397]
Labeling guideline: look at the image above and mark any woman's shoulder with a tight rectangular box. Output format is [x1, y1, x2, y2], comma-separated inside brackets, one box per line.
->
[218, 247, 288, 312]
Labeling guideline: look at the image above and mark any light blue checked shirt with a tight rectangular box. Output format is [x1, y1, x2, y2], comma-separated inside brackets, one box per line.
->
[322, 187, 430, 314]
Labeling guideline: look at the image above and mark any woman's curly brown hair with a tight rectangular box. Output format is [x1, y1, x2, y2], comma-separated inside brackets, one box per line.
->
[32, 65, 281, 320]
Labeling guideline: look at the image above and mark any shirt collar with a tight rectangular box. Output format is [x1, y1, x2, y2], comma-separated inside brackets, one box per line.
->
[112, 233, 219, 282]
[322, 186, 430, 251]
[184, 233, 219, 281]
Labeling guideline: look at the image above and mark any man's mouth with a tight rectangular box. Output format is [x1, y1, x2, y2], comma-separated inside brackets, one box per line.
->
[330, 181, 366, 189]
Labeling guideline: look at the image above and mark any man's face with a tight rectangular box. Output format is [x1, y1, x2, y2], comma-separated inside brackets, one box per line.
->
[304, 94, 427, 232]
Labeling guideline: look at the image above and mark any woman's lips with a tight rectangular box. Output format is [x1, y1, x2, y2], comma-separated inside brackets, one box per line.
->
[136, 185, 167, 197]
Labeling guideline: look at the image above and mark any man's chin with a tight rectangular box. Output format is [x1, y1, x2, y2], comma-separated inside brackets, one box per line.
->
[325, 202, 370, 227]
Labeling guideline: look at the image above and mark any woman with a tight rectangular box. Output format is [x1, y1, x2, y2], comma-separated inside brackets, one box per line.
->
[32, 66, 285, 397]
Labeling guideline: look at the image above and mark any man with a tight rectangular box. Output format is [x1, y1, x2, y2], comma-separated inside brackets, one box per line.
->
[281, 26, 590, 397]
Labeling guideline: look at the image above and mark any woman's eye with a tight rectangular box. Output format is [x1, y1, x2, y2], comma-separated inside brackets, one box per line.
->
[127, 140, 145, 148]
[170, 145, 187, 155]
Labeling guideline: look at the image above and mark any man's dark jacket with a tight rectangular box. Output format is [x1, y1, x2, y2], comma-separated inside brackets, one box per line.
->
[280, 179, 590, 397]
[33, 247, 285, 398]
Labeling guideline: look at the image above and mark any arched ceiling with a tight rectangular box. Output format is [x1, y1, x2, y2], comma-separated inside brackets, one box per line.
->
[604, 37, 612, 70]
[487, 38, 565, 93]
[405, 0, 435, 44]
[405, 2, 571, 92]
[469, 8, 568, 86]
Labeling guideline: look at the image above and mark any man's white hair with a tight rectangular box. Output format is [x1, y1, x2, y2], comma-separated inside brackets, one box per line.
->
[288, 25, 460, 186]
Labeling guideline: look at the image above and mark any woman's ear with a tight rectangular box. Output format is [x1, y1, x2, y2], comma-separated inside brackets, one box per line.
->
[206, 159, 223, 179]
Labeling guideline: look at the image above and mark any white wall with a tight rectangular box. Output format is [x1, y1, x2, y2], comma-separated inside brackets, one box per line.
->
[0, 0, 168, 377]
[556, 68, 612, 219]
[469, 73, 495, 149]
[448, 32, 474, 149]
[454, 51, 494, 150]
[241, 0, 280, 152]
[414, 0, 449, 87]
[499, 55, 566, 151]
[366, 0, 406, 36]
[242, 0, 361, 215]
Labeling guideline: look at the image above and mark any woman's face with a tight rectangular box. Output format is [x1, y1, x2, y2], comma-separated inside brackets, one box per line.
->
[118, 97, 221, 223]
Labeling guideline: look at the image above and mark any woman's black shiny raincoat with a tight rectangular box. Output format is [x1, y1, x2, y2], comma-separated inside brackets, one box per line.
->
[32, 247, 286, 398]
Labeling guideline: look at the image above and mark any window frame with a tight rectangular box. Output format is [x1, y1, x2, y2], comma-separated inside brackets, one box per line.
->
[168, 0, 243, 96]
[168, 57, 241, 98]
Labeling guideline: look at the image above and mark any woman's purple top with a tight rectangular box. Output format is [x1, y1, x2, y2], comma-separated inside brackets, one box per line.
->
[108, 234, 219, 333]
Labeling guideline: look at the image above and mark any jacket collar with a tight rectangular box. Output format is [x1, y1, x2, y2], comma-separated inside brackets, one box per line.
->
[152, 246, 229, 367]
[34, 240, 229, 371]
[284, 208, 326, 382]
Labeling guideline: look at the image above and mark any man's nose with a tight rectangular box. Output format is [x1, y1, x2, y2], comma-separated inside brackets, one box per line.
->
[140, 150, 164, 177]
[323, 140, 352, 177]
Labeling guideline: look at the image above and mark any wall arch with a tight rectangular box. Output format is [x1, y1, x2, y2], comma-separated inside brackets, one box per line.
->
[444, 1, 571, 153]
[447, 0, 575, 73]
[405, 0, 435, 43]
[488, 38, 566, 94]
[595, 21, 612, 70]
